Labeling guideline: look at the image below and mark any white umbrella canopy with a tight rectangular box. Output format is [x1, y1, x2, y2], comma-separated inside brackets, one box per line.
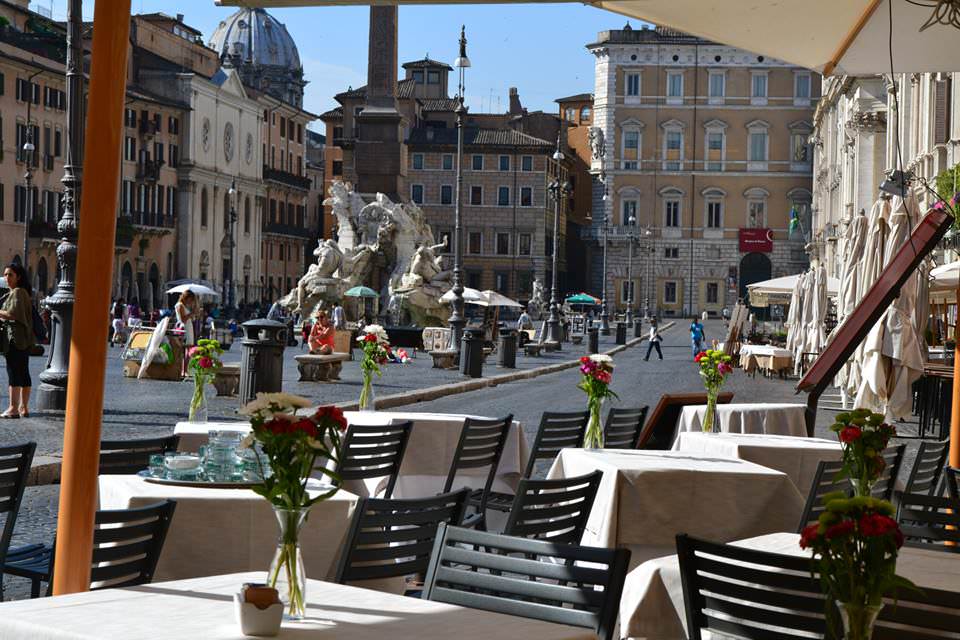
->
[930, 260, 960, 292]
[480, 290, 523, 308]
[227, 0, 960, 75]
[166, 283, 220, 299]
[440, 287, 487, 306]
[855, 194, 926, 419]
[747, 273, 839, 301]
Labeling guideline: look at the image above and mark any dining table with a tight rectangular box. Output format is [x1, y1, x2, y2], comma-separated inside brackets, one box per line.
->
[0, 572, 596, 640]
[620, 531, 960, 640]
[545, 449, 805, 569]
[174, 410, 530, 499]
[738, 344, 794, 376]
[671, 432, 843, 496]
[98, 475, 366, 587]
[675, 402, 808, 438]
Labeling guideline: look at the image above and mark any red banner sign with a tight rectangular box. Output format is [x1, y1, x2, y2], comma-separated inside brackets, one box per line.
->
[739, 228, 774, 253]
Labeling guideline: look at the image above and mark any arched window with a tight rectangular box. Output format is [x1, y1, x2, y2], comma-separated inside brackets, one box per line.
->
[200, 188, 208, 228]
[244, 196, 251, 234]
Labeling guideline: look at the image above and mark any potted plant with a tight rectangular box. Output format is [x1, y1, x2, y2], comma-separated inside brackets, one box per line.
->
[694, 349, 734, 433]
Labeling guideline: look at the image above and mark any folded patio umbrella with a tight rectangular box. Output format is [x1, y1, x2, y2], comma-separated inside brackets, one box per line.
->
[791, 270, 815, 375]
[784, 273, 805, 356]
[803, 265, 829, 358]
[832, 210, 869, 395]
[855, 194, 925, 419]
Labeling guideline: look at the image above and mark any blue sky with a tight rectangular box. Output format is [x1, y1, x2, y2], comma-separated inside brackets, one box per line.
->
[53, 1, 636, 125]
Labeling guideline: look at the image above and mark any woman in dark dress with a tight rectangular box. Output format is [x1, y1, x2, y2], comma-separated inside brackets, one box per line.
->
[0, 264, 35, 418]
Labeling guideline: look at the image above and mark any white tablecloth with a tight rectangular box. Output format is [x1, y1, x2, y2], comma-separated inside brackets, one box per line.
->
[98, 476, 359, 586]
[621, 532, 960, 640]
[672, 432, 842, 496]
[175, 411, 529, 499]
[546, 449, 805, 568]
[0, 572, 595, 640]
[676, 403, 808, 437]
[739, 345, 793, 358]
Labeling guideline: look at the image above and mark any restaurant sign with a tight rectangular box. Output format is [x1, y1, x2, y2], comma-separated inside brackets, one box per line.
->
[739, 228, 774, 253]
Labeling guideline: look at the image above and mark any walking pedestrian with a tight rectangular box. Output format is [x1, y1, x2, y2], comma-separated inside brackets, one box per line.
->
[332, 302, 346, 330]
[0, 264, 35, 418]
[690, 315, 706, 359]
[644, 317, 663, 361]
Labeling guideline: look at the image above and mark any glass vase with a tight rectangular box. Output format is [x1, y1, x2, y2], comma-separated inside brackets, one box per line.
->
[583, 399, 604, 449]
[358, 371, 376, 412]
[849, 477, 876, 498]
[268, 506, 309, 620]
[702, 386, 719, 433]
[838, 601, 883, 640]
[188, 377, 209, 423]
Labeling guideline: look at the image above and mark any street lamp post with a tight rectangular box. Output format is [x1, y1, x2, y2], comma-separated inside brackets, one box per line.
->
[36, 0, 83, 411]
[599, 208, 610, 335]
[626, 214, 635, 327]
[545, 140, 570, 350]
[643, 227, 653, 319]
[447, 26, 470, 356]
[227, 180, 238, 314]
[22, 138, 35, 272]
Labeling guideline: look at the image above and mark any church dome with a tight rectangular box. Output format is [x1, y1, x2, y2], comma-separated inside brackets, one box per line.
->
[209, 8, 301, 71]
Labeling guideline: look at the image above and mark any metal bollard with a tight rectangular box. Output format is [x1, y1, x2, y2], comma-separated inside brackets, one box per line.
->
[634, 319, 643, 338]
[615, 322, 627, 345]
[460, 328, 484, 378]
[239, 319, 287, 405]
[587, 328, 599, 354]
[498, 330, 517, 368]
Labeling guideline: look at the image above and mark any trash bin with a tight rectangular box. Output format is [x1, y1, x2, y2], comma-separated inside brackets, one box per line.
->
[615, 322, 627, 345]
[498, 330, 517, 369]
[239, 319, 287, 404]
[460, 328, 484, 378]
[587, 327, 599, 355]
[634, 319, 643, 339]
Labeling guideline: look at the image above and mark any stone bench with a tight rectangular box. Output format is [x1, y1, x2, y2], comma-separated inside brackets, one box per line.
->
[212, 364, 241, 396]
[571, 335, 584, 345]
[294, 353, 350, 382]
[524, 343, 543, 357]
[429, 349, 457, 369]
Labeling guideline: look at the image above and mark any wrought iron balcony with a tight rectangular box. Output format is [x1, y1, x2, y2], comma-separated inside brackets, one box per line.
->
[28, 218, 58, 239]
[136, 159, 163, 182]
[262, 221, 313, 238]
[263, 165, 312, 191]
[129, 211, 175, 230]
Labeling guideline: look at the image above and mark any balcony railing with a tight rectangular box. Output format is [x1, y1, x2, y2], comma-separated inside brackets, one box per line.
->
[28, 218, 58, 239]
[136, 159, 163, 181]
[263, 165, 312, 191]
[263, 221, 313, 238]
[129, 211, 175, 230]
[139, 119, 159, 137]
[580, 225, 655, 241]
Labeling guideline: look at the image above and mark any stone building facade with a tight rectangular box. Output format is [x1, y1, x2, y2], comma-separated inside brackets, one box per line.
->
[811, 73, 960, 277]
[587, 25, 816, 318]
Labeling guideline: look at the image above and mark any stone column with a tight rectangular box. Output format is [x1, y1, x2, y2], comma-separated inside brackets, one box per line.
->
[36, 0, 83, 411]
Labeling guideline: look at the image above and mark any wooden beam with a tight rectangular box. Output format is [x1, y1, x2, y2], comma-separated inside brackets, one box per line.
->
[52, 0, 131, 596]
[823, 0, 882, 76]
[797, 208, 953, 435]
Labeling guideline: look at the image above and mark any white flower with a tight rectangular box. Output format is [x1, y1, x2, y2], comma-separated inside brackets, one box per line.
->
[589, 354, 614, 366]
[239, 392, 312, 416]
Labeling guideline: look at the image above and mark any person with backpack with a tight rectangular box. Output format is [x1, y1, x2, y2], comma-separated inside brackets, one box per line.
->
[644, 317, 663, 361]
[690, 316, 706, 360]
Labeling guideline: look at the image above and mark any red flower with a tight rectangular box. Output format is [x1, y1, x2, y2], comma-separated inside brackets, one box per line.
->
[198, 356, 213, 369]
[580, 356, 590, 364]
[799, 524, 820, 549]
[291, 418, 319, 439]
[594, 370, 612, 384]
[314, 405, 348, 432]
[364, 333, 378, 342]
[694, 352, 705, 363]
[825, 520, 855, 539]
[263, 418, 291, 435]
[859, 514, 898, 537]
[839, 426, 862, 443]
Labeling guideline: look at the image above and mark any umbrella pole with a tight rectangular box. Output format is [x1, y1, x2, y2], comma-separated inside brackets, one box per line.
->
[952, 286, 960, 469]
[52, 0, 131, 595]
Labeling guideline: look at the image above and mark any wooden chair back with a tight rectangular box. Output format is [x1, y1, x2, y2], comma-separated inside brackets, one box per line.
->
[636, 392, 734, 449]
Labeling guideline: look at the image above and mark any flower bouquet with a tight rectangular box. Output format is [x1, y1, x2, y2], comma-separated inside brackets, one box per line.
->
[694, 349, 734, 433]
[239, 393, 347, 619]
[829, 409, 897, 496]
[578, 354, 618, 449]
[800, 494, 913, 640]
[356, 324, 391, 411]
[186, 338, 223, 422]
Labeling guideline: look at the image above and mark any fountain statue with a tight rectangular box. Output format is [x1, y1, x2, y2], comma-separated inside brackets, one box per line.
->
[280, 181, 452, 325]
[528, 277, 547, 319]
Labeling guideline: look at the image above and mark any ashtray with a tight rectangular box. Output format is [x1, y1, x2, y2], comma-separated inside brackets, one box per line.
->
[234, 592, 283, 637]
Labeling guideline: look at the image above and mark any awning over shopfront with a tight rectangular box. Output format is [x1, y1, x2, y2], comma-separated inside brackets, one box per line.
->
[746, 273, 839, 308]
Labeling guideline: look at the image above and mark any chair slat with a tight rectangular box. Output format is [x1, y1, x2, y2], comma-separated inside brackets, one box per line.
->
[336, 421, 412, 500]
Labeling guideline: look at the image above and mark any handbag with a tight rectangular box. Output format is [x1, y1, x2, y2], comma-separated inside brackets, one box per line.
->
[0, 321, 10, 356]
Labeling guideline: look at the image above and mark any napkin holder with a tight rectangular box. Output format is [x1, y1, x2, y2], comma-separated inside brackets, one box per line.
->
[233, 592, 283, 637]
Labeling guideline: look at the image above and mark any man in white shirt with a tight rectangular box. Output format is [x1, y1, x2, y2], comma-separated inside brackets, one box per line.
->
[332, 303, 346, 330]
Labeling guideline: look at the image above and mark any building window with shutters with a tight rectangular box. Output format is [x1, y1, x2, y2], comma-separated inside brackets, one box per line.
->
[664, 281, 678, 304]
[704, 124, 725, 171]
[706, 282, 719, 304]
[751, 72, 768, 105]
[666, 71, 683, 104]
[625, 73, 640, 101]
[470, 186, 482, 205]
[708, 71, 725, 104]
[521, 155, 533, 171]
[622, 129, 640, 170]
[499, 155, 510, 171]
[472, 154, 483, 171]
[412, 153, 424, 170]
[468, 231, 482, 254]
[664, 197, 681, 228]
[705, 194, 723, 229]
[662, 122, 684, 171]
[520, 186, 532, 207]
[746, 120, 770, 171]
[411, 184, 424, 204]
[497, 186, 510, 206]
[518, 233, 531, 255]
[794, 72, 812, 106]
[442, 154, 454, 170]
[440, 184, 453, 205]
[496, 232, 510, 255]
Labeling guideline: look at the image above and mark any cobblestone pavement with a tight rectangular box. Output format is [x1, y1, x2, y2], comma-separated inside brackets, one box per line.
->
[0, 319, 927, 600]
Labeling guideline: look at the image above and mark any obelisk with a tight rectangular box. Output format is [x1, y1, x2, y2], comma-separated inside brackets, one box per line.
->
[355, 6, 405, 198]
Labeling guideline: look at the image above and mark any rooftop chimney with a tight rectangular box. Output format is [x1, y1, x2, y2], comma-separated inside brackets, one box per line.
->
[176, 13, 184, 22]
[508, 87, 523, 115]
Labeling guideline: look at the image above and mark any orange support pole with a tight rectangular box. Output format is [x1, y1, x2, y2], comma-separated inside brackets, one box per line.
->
[52, 0, 131, 595]
[951, 290, 960, 470]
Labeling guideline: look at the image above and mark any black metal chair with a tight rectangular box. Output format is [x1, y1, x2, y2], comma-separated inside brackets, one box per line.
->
[502, 470, 602, 543]
[896, 491, 960, 553]
[470, 411, 587, 522]
[676, 533, 829, 640]
[336, 420, 413, 499]
[99, 436, 180, 475]
[946, 466, 959, 499]
[4, 500, 177, 598]
[873, 585, 960, 638]
[334, 488, 469, 588]
[797, 459, 847, 532]
[873, 444, 906, 501]
[603, 406, 649, 449]
[0, 443, 37, 602]
[442, 415, 513, 529]
[422, 523, 630, 640]
[903, 440, 949, 496]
